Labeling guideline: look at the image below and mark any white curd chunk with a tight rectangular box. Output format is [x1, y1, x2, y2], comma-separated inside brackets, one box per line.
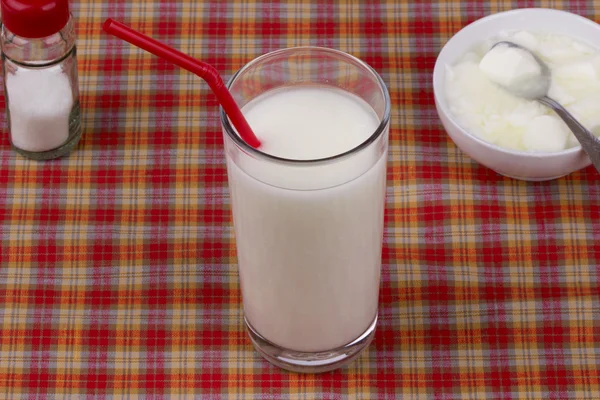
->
[511, 31, 540, 51]
[479, 43, 542, 92]
[523, 115, 569, 152]
[554, 61, 598, 81]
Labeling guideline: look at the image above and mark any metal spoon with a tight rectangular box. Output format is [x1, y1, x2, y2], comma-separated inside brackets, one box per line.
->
[489, 41, 600, 172]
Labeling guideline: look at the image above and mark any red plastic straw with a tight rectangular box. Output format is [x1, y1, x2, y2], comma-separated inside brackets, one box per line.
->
[103, 19, 261, 149]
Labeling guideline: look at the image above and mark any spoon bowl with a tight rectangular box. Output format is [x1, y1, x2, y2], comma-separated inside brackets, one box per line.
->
[489, 41, 551, 100]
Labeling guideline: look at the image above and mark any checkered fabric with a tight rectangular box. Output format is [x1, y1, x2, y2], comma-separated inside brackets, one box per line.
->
[1, 0, 599, 398]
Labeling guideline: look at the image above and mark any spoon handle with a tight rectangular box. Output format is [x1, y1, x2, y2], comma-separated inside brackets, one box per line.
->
[539, 96, 600, 173]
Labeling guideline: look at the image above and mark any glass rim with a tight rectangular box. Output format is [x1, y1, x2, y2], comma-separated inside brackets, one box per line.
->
[220, 46, 391, 166]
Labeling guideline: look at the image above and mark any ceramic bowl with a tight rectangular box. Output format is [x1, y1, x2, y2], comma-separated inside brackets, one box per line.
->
[433, 8, 600, 181]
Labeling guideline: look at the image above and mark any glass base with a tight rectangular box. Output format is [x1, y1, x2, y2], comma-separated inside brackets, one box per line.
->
[246, 315, 377, 373]
[13, 131, 82, 160]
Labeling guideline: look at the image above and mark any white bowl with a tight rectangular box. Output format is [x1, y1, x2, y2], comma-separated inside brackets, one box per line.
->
[433, 8, 600, 181]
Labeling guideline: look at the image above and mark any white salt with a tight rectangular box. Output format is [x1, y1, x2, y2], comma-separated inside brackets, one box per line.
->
[6, 65, 73, 152]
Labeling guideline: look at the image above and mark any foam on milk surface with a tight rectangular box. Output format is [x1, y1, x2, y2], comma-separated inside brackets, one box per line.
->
[445, 30, 600, 152]
[227, 86, 387, 352]
[242, 86, 379, 160]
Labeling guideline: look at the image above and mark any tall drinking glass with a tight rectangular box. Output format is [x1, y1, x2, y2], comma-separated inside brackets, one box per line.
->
[220, 47, 390, 373]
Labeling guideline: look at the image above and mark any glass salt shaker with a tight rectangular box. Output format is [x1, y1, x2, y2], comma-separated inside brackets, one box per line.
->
[1, 0, 82, 160]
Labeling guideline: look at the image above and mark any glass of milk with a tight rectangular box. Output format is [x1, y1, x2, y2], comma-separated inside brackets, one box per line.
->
[220, 47, 390, 373]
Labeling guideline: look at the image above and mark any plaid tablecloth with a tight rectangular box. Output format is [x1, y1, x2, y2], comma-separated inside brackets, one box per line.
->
[1, 0, 599, 398]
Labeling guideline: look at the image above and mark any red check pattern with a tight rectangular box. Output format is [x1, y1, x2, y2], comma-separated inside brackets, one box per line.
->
[1, 0, 599, 398]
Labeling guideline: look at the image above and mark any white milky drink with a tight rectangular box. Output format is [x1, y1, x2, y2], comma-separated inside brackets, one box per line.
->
[224, 85, 388, 353]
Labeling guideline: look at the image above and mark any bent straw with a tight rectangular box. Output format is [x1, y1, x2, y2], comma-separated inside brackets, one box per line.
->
[103, 19, 261, 148]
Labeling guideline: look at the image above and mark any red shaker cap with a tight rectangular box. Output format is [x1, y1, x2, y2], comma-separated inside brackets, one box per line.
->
[1, 0, 70, 39]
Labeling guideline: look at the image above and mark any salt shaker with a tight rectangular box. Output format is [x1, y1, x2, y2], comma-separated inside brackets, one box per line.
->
[1, 0, 82, 160]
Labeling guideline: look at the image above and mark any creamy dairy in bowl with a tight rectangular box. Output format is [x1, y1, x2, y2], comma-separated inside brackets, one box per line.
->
[444, 30, 600, 153]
